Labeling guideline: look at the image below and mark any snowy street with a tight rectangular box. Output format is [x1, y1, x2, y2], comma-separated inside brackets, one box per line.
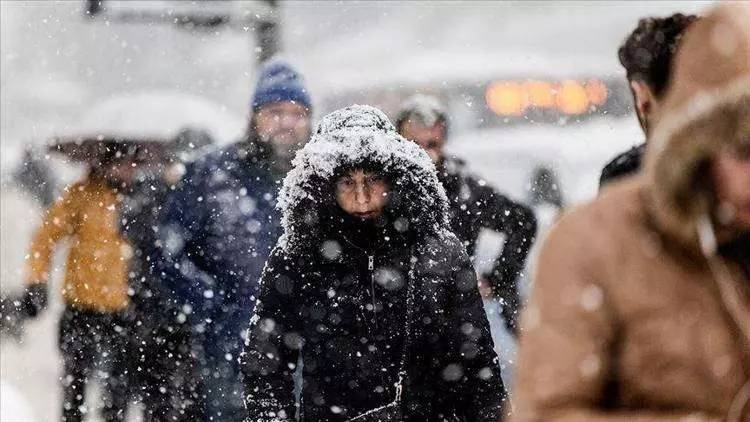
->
[5, 1, 747, 422]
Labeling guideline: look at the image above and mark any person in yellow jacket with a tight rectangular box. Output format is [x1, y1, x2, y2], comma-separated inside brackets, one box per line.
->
[21, 150, 137, 422]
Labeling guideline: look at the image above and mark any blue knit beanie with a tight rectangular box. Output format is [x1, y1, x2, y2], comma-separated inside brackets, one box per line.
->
[251, 58, 312, 111]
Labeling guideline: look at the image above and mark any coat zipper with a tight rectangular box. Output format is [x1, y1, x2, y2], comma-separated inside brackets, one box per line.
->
[340, 235, 382, 330]
[368, 255, 378, 330]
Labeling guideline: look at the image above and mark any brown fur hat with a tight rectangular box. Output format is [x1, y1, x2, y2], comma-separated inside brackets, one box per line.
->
[645, 2, 750, 249]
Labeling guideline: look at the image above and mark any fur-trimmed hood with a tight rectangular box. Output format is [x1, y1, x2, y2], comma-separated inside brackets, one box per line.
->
[644, 2, 750, 250]
[276, 105, 449, 253]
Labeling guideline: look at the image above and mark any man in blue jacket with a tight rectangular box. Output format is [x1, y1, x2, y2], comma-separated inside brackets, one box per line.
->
[153, 58, 313, 421]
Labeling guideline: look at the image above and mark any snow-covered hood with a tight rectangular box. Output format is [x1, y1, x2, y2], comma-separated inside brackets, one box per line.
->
[277, 105, 449, 253]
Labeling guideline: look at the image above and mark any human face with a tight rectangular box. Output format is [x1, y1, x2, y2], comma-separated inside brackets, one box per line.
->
[712, 144, 750, 231]
[399, 119, 447, 164]
[335, 169, 390, 220]
[255, 101, 311, 165]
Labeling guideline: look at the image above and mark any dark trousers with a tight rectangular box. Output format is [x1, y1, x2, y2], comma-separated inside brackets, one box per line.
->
[129, 323, 203, 421]
[58, 306, 129, 422]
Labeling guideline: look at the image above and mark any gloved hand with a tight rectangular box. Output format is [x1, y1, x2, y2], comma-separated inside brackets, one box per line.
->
[0, 295, 24, 338]
[0, 284, 47, 338]
[20, 283, 48, 318]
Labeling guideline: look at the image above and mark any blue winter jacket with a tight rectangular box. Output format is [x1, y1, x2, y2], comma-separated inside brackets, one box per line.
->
[153, 141, 282, 344]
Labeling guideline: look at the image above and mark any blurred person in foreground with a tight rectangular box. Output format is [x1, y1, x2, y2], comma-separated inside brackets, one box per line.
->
[121, 128, 213, 421]
[514, 3, 750, 421]
[600, 13, 698, 187]
[19, 147, 138, 421]
[242, 105, 506, 421]
[396, 95, 537, 336]
[153, 58, 313, 421]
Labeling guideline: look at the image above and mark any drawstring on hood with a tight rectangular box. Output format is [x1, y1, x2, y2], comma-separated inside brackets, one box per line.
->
[698, 213, 750, 422]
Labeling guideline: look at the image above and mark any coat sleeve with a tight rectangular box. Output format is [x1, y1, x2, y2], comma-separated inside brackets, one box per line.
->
[25, 185, 78, 284]
[445, 234, 508, 421]
[598, 144, 645, 189]
[242, 246, 301, 422]
[512, 214, 721, 422]
[150, 163, 217, 314]
[477, 185, 537, 335]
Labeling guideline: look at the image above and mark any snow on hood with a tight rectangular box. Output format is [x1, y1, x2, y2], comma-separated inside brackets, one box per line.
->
[277, 105, 449, 253]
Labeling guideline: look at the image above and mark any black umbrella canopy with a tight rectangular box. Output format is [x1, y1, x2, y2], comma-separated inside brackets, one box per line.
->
[49, 136, 168, 165]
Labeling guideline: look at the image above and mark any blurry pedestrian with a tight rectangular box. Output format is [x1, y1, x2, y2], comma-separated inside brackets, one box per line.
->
[13, 148, 57, 207]
[600, 13, 698, 187]
[527, 165, 564, 212]
[153, 58, 313, 421]
[243, 105, 506, 421]
[121, 128, 213, 421]
[514, 3, 750, 420]
[20, 146, 138, 422]
[396, 95, 537, 335]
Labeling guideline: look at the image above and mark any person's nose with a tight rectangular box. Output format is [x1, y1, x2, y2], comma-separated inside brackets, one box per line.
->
[354, 183, 370, 206]
[279, 116, 294, 129]
[279, 113, 302, 130]
[416, 139, 431, 151]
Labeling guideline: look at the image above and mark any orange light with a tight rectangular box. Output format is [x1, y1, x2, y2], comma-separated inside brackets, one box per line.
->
[585, 79, 608, 106]
[556, 80, 590, 115]
[524, 80, 555, 108]
[486, 82, 527, 116]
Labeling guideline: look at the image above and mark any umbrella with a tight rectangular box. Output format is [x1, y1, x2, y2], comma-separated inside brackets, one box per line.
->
[49, 90, 245, 164]
[49, 137, 167, 164]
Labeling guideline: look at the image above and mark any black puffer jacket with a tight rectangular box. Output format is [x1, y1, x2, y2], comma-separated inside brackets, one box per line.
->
[242, 106, 506, 422]
[599, 143, 645, 188]
[439, 158, 537, 334]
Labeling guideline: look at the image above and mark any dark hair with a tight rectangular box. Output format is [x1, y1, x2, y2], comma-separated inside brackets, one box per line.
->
[618, 13, 698, 97]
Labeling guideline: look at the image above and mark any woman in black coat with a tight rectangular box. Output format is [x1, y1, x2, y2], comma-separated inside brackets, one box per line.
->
[242, 105, 506, 422]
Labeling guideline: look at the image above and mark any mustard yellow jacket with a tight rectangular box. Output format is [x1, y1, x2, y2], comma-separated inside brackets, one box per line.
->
[26, 178, 131, 312]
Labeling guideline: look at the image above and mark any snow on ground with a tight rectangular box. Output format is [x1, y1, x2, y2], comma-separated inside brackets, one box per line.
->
[1, 380, 38, 421]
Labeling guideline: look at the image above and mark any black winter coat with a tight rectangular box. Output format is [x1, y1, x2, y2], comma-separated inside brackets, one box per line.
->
[439, 158, 537, 334]
[243, 228, 505, 422]
[242, 105, 506, 422]
[599, 143, 645, 188]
